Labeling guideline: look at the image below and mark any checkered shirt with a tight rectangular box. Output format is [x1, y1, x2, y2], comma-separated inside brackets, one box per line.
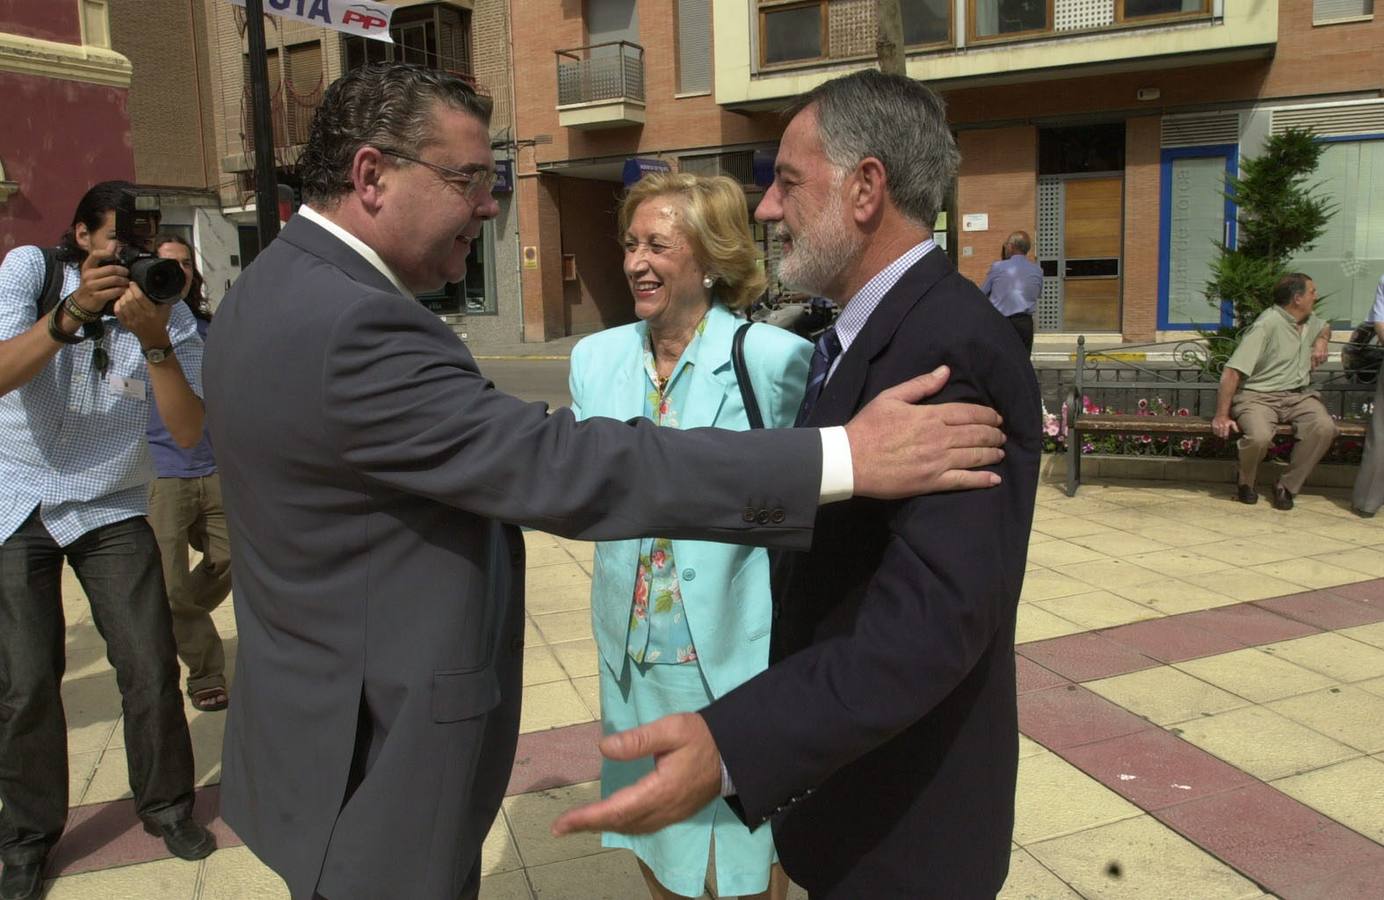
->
[827, 240, 936, 382]
[0, 245, 204, 546]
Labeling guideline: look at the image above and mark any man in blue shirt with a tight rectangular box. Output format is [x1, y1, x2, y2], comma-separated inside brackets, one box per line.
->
[0, 182, 215, 900]
[979, 231, 1043, 353]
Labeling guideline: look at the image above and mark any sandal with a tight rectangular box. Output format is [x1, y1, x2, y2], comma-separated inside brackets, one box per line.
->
[190, 687, 229, 712]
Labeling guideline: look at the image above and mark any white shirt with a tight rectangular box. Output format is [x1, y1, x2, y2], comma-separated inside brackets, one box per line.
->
[294, 206, 854, 502]
[1369, 274, 1384, 324]
[828, 240, 936, 382]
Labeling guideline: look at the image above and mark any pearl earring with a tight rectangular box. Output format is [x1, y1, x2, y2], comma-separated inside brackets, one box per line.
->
[702, 275, 715, 289]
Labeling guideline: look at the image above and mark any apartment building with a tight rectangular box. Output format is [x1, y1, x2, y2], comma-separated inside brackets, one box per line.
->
[0, 0, 135, 252]
[511, 0, 1382, 342]
[202, 0, 521, 341]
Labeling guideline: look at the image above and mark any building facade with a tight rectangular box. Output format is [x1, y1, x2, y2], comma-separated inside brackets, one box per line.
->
[511, 0, 1383, 343]
[202, 0, 521, 340]
[0, 0, 135, 253]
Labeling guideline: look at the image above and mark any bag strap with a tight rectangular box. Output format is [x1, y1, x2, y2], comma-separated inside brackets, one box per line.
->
[36, 247, 65, 321]
[732, 321, 765, 430]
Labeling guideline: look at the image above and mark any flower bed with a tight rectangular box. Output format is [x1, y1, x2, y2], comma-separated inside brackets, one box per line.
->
[1042, 395, 1365, 465]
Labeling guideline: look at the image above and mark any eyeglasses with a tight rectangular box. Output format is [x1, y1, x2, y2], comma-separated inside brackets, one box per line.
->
[379, 149, 496, 202]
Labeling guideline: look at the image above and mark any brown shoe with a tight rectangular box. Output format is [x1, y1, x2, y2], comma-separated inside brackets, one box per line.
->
[1272, 484, 1294, 511]
[1236, 483, 1259, 505]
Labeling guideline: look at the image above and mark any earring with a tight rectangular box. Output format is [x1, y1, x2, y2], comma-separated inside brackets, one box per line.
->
[702, 275, 715, 289]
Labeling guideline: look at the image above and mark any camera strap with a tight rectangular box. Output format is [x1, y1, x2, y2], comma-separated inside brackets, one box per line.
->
[35, 247, 66, 322]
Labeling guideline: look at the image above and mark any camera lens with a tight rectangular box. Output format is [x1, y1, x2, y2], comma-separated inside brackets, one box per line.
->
[131, 256, 185, 303]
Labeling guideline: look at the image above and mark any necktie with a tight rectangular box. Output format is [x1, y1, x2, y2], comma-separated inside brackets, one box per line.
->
[795, 327, 842, 427]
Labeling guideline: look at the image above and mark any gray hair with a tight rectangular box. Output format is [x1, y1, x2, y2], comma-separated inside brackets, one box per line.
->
[789, 70, 958, 229]
[297, 63, 492, 206]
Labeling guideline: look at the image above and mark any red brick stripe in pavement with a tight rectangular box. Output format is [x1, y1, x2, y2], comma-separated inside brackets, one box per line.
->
[1015, 577, 1384, 899]
[41, 579, 1384, 888]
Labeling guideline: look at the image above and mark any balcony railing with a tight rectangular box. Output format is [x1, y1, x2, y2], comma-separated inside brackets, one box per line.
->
[555, 41, 645, 107]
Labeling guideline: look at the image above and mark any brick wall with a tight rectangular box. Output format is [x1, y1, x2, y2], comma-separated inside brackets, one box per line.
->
[111, 0, 217, 189]
[1122, 116, 1160, 343]
[558, 176, 630, 335]
[955, 126, 1038, 288]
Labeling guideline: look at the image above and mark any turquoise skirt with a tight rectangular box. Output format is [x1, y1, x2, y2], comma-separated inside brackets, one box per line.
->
[599, 656, 777, 897]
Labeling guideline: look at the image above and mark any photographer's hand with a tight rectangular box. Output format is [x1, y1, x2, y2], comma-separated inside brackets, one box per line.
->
[68, 252, 129, 319]
[115, 286, 205, 447]
[113, 283, 173, 349]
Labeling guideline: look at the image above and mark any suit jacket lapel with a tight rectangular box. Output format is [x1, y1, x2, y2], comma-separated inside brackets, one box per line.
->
[808, 250, 955, 426]
[278, 214, 403, 298]
[687, 306, 737, 426]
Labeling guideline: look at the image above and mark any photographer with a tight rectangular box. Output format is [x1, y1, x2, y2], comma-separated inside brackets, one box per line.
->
[0, 181, 214, 900]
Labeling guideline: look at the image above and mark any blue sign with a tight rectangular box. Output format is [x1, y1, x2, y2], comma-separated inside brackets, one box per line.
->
[622, 157, 671, 186]
[493, 159, 513, 194]
[753, 149, 777, 189]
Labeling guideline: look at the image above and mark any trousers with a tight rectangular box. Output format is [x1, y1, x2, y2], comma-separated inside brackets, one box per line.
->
[1231, 389, 1338, 494]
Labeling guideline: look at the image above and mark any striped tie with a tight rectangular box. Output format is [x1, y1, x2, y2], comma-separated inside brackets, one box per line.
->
[795, 327, 842, 427]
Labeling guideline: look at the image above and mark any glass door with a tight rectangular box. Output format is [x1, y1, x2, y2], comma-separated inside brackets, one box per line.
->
[1158, 144, 1238, 329]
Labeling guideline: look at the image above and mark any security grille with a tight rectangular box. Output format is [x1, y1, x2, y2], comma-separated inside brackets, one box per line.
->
[1055, 0, 1115, 31]
[1036, 177, 1063, 332]
[1271, 100, 1384, 137]
[1161, 112, 1241, 147]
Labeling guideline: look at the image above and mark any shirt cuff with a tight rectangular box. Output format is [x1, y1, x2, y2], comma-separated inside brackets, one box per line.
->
[818, 426, 854, 504]
[720, 759, 736, 797]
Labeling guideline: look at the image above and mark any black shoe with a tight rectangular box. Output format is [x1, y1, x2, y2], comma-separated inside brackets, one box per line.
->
[143, 818, 216, 861]
[1272, 484, 1294, 511]
[0, 859, 43, 900]
[1352, 505, 1376, 518]
[1236, 483, 1259, 505]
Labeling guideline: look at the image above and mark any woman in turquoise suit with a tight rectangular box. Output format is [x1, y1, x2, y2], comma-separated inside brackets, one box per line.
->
[568, 172, 811, 900]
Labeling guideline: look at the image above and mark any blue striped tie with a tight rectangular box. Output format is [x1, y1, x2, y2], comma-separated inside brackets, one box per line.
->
[795, 327, 842, 427]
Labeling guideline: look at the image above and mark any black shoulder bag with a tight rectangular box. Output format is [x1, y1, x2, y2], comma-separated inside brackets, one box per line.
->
[731, 321, 765, 429]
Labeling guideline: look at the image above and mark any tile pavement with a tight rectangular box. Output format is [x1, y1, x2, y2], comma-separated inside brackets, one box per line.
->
[16, 477, 1384, 898]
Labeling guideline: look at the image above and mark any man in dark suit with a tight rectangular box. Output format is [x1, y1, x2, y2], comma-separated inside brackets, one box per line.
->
[203, 64, 1007, 900]
[556, 71, 1041, 898]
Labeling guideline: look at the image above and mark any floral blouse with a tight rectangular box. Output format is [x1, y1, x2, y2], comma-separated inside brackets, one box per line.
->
[626, 316, 708, 666]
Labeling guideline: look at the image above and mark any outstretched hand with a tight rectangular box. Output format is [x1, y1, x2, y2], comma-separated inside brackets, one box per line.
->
[551, 713, 722, 837]
[845, 365, 1006, 499]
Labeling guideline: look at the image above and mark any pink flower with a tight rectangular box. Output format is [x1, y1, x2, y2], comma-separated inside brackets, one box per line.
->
[650, 549, 667, 569]
[1138, 399, 1149, 410]
[659, 400, 670, 417]
[1177, 408, 1190, 417]
[633, 570, 649, 618]
[1141, 434, 1153, 444]
[1044, 418, 1061, 437]
[677, 647, 698, 663]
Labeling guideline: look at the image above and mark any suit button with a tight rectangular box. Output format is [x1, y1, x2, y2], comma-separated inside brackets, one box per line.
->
[770, 508, 785, 524]
[756, 509, 770, 524]
[742, 507, 757, 523]
[681, 568, 695, 581]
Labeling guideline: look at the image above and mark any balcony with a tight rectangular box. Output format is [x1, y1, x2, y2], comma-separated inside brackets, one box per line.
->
[721, 0, 1276, 106]
[555, 41, 646, 130]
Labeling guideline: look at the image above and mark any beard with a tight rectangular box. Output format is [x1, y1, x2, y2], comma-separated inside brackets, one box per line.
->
[774, 187, 863, 299]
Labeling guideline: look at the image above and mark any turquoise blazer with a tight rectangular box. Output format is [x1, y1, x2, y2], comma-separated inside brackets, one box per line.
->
[568, 304, 812, 697]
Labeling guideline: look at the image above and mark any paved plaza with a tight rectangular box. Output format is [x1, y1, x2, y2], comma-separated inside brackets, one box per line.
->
[25, 475, 1384, 898]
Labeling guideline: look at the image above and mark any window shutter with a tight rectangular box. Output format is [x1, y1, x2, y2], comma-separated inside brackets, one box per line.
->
[678, 0, 711, 94]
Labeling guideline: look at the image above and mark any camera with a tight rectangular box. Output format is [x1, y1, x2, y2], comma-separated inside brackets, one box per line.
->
[98, 245, 185, 304]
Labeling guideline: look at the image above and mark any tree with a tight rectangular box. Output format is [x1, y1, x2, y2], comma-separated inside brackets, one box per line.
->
[1200, 128, 1334, 371]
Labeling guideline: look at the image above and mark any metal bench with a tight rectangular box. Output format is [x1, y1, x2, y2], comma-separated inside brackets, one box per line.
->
[1064, 335, 1371, 496]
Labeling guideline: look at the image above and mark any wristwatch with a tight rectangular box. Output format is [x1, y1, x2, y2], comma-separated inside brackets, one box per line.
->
[143, 345, 174, 364]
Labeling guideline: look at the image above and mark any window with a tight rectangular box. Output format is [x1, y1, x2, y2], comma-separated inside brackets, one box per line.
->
[1312, 0, 1373, 21]
[760, 1, 825, 66]
[1288, 138, 1384, 326]
[676, 0, 712, 94]
[1117, 0, 1210, 22]
[903, 0, 952, 46]
[970, 0, 1052, 41]
[342, 3, 471, 77]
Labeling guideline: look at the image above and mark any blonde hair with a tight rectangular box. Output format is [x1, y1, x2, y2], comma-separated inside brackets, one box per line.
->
[618, 172, 767, 312]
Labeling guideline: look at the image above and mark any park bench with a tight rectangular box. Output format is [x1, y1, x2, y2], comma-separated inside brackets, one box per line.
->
[1063, 335, 1371, 496]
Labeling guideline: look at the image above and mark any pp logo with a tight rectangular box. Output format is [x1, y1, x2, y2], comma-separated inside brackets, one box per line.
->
[343, 4, 389, 30]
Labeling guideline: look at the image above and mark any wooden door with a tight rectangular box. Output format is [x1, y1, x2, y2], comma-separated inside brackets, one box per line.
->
[1062, 176, 1123, 332]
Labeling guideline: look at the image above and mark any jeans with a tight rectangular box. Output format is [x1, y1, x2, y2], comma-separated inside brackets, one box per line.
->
[0, 512, 195, 864]
[148, 475, 232, 694]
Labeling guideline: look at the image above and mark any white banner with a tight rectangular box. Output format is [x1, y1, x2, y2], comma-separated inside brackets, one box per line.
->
[228, 0, 394, 43]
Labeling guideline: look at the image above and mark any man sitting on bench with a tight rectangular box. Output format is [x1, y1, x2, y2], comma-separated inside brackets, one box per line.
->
[1211, 273, 1335, 510]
